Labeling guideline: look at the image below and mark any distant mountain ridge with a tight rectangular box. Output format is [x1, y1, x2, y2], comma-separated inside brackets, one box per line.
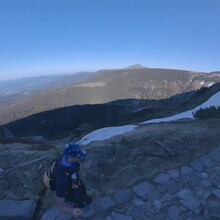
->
[1, 66, 220, 125]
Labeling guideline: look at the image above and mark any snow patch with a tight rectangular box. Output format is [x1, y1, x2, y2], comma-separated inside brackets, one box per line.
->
[141, 92, 220, 124]
[207, 82, 215, 87]
[78, 125, 138, 145]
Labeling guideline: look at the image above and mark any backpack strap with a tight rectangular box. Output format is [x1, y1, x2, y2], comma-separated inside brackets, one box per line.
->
[46, 159, 59, 179]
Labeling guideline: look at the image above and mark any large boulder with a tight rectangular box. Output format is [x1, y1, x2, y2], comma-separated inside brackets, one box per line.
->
[0, 199, 36, 220]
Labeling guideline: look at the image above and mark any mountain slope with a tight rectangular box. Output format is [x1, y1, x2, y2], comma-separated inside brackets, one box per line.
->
[1, 67, 220, 125]
[1, 82, 220, 139]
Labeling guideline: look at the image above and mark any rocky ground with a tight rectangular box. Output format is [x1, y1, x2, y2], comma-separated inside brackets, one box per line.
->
[0, 118, 220, 219]
[41, 146, 220, 220]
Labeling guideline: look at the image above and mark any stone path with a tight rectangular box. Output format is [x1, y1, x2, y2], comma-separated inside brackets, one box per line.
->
[41, 147, 220, 220]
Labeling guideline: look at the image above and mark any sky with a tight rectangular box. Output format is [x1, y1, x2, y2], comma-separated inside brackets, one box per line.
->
[0, 0, 220, 81]
[78, 91, 220, 145]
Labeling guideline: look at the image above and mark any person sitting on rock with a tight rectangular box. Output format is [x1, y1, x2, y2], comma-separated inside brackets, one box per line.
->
[55, 142, 92, 218]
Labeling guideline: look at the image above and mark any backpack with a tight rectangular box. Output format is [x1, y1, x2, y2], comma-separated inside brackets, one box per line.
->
[43, 158, 92, 207]
[43, 158, 59, 191]
[43, 158, 78, 191]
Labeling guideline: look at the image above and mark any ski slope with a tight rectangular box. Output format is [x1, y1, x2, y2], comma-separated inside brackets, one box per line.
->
[78, 92, 220, 145]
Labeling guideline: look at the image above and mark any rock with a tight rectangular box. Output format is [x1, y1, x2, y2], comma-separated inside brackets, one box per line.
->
[209, 148, 220, 162]
[114, 189, 132, 204]
[41, 205, 72, 220]
[210, 173, 220, 185]
[40, 206, 72, 220]
[157, 184, 167, 193]
[177, 189, 202, 214]
[201, 172, 209, 178]
[162, 193, 173, 201]
[132, 198, 145, 207]
[199, 155, 214, 168]
[130, 205, 146, 219]
[181, 166, 193, 175]
[93, 197, 115, 212]
[156, 213, 168, 220]
[0, 199, 36, 220]
[81, 203, 96, 218]
[212, 189, 220, 200]
[147, 189, 162, 202]
[153, 173, 171, 184]
[153, 200, 162, 210]
[111, 211, 132, 220]
[167, 205, 181, 220]
[203, 190, 212, 200]
[210, 206, 220, 219]
[191, 159, 205, 172]
[196, 189, 204, 199]
[144, 201, 153, 217]
[167, 169, 180, 179]
[201, 180, 212, 188]
[165, 179, 179, 194]
[132, 181, 154, 198]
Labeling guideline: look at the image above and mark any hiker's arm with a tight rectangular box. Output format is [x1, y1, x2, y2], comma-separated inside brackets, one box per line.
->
[55, 197, 81, 217]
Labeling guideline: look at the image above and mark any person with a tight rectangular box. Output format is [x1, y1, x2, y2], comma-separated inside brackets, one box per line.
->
[55, 142, 92, 218]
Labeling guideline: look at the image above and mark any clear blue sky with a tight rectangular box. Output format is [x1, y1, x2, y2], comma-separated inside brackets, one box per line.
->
[0, 0, 220, 81]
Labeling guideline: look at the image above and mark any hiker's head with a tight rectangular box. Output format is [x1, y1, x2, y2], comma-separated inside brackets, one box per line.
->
[63, 142, 86, 162]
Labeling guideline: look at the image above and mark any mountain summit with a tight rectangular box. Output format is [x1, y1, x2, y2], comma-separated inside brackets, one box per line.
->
[124, 64, 147, 69]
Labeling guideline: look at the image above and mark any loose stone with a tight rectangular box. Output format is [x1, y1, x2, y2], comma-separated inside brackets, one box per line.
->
[167, 205, 181, 220]
[209, 148, 220, 162]
[114, 189, 132, 205]
[132, 181, 154, 198]
[212, 189, 220, 200]
[181, 166, 193, 175]
[147, 189, 162, 202]
[94, 197, 115, 212]
[167, 169, 180, 179]
[153, 173, 171, 184]
[199, 155, 214, 167]
[191, 159, 205, 171]
[111, 211, 132, 220]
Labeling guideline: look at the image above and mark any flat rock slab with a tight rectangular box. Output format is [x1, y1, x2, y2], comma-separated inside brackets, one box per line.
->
[40, 205, 72, 220]
[0, 199, 36, 220]
[209, 148, 220, 162]
[111, 211, 132, 220]
[191, 159, 204, 171]
[177, 189, 202, 214]
[93, 197, 115, 212]
[114, 189, 132, 204]
[153, 173, 171, 184]
[132, 181, 154, 198]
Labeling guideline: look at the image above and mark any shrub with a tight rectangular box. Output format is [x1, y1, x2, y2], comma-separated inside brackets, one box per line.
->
[193, 106, 220, 119]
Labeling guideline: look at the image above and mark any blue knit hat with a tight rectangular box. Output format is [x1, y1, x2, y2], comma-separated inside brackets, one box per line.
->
[64, 142, 86, 160]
